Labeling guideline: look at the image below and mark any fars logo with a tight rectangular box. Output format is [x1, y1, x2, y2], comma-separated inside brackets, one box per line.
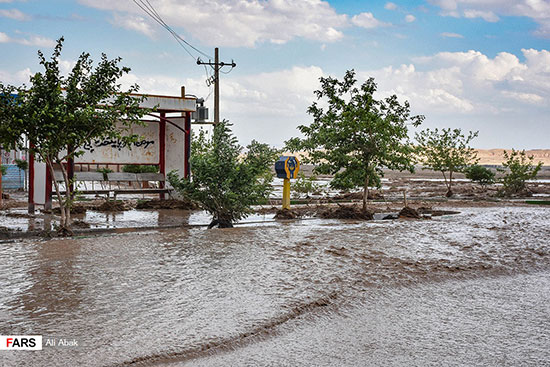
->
[0, 336, 42, 350]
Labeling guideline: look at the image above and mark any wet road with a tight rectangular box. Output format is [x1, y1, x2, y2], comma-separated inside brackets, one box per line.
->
[1, 206, 549, 366]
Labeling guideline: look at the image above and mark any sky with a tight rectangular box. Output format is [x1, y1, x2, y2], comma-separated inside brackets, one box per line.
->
[0, 0, 549, 149]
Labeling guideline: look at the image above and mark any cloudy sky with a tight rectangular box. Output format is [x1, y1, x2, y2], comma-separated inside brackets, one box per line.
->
[1, 0, 549, 149]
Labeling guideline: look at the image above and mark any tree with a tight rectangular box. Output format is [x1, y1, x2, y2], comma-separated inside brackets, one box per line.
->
[415, 128, 478, 197]
[465, 165, 495, 187]
[292, 172, 322, 199]
[498, 149, 542, 196]
[168, 121, 279, 228]
[286, 70, 423, 211]
[0, 37, 146, 234]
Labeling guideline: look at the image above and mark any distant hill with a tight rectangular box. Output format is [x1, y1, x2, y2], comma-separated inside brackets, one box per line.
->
[281, 149, 550, 166]
[475, 149, 550, 166]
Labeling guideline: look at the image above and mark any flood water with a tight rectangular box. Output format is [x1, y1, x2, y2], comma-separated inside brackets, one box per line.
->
[1, 206, 549, 366]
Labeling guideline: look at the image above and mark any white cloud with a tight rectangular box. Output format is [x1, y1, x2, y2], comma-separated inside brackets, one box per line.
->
[428, 0, 550, 37]
[361, 48, 550, 120]
[0, 32, 9, 42]
[351, 12, 391, 29]
[440, 32, 464, 38]
[405, 14, 416, 22]
[501, 91, 544, 104]
[463, 9, 499, 22]
[111, 13, 156, 38]
[0, 67, 32, 85]
[119, 65, 324, 145]
[18, 35, 56, 47]
[385, 2, 397, 10]
[0, 8, 30, 21]
[0, 32, 55, 47]
[78, 0, 348, 47]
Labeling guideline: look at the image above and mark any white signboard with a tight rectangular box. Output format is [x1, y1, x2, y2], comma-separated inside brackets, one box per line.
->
[76, 123, 159, 165]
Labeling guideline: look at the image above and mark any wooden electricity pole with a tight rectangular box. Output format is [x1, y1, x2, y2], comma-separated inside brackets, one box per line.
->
[197, 48, 236, 124]
[214, 48, 220, 124]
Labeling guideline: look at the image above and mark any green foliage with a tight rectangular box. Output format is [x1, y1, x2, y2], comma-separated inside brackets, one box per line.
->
[497, 149, 542, 196]
[168, 122, 279, 228]
[0, 165, 6, 176]
[96, 167, 113, 180]
[292, 172, 322, 198]
[122, 164, 158, 173]
[415, 128, 479, 197]
[14, 159, 28, 171]
[0, 37, 147, 232]
[286, 70, 423, 210]
[465, 165, 495, 186]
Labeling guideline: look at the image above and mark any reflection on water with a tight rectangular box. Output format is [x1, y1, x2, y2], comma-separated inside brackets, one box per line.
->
[0, 206, 549, 366]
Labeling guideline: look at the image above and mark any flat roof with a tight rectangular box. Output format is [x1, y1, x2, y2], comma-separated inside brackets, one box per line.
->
[130, 93, 196, 113]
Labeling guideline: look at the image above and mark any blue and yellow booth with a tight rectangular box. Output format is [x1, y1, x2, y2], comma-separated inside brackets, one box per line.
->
[275, 156, 300, 209]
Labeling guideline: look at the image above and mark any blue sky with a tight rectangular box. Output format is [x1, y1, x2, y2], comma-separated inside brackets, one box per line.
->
[1, 0, 549, 149]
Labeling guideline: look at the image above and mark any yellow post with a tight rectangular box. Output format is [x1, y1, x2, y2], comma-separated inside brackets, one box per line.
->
[282, 178, 291, 210]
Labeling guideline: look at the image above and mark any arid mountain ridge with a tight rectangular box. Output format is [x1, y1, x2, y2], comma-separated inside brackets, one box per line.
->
[475, 149, 550, 166]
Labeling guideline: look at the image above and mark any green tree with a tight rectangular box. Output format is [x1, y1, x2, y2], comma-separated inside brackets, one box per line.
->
[168, 121, 279, 228]
[415, 128, 479, 197]
[286, 70, 423, 211]
[498, 149, 542, 196]
[0, 37, 146, 234]
[465, 165, 495, 187]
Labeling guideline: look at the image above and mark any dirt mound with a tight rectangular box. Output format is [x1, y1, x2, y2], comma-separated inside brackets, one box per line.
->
[96, 200, 130, 212]
[52, 205, 87, 214]
[417, 207, 461, 216]
[136, 199, 196, 210]
[274, 208, 302, 219]
[399, 206, 421, 219]
[318, 205, 374, 220]
[335, 191, 384, 201]
[71, 220, 90, 228]
[5, 212, 35, 219]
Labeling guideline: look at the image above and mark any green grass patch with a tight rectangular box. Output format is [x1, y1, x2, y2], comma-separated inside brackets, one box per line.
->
[525, 200, 550, 205]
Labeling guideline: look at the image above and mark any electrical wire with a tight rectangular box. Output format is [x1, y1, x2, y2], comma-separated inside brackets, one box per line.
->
[131, 0, 233, 100]
[138, 0, 211, 58]
[131, 0, 212, 60]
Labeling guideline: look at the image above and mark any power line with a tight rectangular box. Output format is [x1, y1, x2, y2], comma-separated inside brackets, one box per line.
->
[131, 0, 212, 60]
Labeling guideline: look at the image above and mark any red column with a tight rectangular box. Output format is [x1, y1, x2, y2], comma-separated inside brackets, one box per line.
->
[159, 112, 166, 199]
[185, 111, 191, 178]
[45, 162, 52, 211]
[28, 150, 35, 214]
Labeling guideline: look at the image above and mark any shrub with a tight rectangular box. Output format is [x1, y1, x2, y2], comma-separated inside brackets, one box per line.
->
[122, 165, 158, 173]
[465, 165, 495, 186]
[0, 165, 6, 176]
[415, 128, 478, 197]
[168, 121, 279, 228]
[292, 172, 322, 198]
[498, 149, 542, 196]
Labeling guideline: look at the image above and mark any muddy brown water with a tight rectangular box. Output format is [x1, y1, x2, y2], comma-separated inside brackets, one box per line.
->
[1, 206, 550, 366]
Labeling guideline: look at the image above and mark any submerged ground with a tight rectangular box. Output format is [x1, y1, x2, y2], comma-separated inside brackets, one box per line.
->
[1, 204, 549, 366]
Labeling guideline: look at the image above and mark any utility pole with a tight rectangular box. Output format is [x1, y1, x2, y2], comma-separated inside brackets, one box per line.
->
[197, 48, 236, 124]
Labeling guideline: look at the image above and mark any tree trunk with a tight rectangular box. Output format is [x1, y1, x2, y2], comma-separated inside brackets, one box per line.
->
[58, 161, 72, 230]
[446, 171, 454, 197]
[208, 218, 233, 229]
[46, 159, 73, 236]
[362, 174, 370, 212]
